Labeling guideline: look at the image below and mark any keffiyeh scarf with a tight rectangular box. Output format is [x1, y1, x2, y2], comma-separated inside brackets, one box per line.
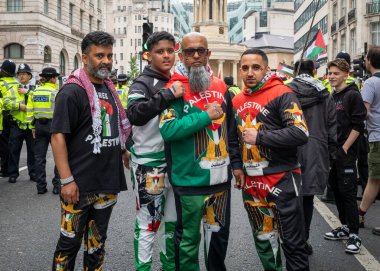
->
[243, 72, 275, 94]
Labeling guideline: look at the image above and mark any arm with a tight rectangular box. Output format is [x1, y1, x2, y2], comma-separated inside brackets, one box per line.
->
[327, 95, 337, 159]
[3, 86, 21, 111]
[26, 92, 35, 129]
[364, 102, 370, 115]
[342, 130, 360, 153]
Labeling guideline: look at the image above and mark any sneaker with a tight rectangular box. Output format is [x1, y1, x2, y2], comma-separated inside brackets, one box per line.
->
[359, 215, 365, 228]
[324, 226, 349, 240]
[372, 227, 380, 236]
[345, 235, 361, 254]
[305, 241, 313, 255]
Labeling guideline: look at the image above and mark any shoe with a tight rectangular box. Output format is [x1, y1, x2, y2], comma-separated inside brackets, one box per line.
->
[345, 235, 361, 254]
[52, 186, 60, 195]
[359, 215, 365, 228]
[8, 177, 17, 183]
[0, 171, 9, 177]
[305, 241, 313, 255]
[37, 188, 48, 194]
[372, 227, 380, 236]
[324, 226, 349, 240]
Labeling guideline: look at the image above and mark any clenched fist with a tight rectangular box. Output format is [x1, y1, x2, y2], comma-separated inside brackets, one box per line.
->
[205, 101, 224, 120]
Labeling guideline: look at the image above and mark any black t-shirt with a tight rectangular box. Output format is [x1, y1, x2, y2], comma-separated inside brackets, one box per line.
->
[51, 83, 127, 194]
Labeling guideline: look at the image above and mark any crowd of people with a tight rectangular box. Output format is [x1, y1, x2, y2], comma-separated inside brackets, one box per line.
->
[0, 30, 379, 271]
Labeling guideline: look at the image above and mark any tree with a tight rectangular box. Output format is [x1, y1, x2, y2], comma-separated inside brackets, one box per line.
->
[128, 55, 140, 83]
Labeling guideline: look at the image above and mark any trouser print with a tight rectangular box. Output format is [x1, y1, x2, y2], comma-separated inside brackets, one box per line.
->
[243, 170, 309, 271]
[130, 163, 175, 271]
[52, 193, 117, 271]
[174, 188, 230, 271]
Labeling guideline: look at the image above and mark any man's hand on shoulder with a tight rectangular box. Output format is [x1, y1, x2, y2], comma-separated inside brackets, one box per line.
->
[61, 182, 80, 204]
[170, 81, 186, 98]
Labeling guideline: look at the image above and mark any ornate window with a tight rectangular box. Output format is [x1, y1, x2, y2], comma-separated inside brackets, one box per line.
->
[4, 43, 23, 59]
[44, 46, 51, 63]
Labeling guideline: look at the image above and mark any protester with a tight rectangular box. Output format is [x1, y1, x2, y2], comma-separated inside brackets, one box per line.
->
[159, 32, 243, 271]
[51, 31, 131, 270]
[26, 67, 60, 194]
[288, 59, 337, 255]
[223, 76, 241, 97]
[324, 59, 366, 254]
[358, 46, 380, 236]
[4, 63, 36, 183]
[127, 31, 184, 270]
[232, 48, 309, 271]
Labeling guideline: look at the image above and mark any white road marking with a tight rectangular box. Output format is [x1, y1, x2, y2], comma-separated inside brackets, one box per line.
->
[314, 197, 380, 271]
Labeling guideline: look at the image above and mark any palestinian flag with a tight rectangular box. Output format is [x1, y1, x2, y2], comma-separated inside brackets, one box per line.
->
[305, 29, 327, 60]
[276, 63, 294, 79]
[317, 50, 328, 63]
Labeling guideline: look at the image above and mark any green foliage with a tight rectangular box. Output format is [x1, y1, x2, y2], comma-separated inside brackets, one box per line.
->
[128, 55, 140, 82]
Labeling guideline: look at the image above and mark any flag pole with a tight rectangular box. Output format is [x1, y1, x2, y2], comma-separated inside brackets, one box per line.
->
[296, 0, 322, 76]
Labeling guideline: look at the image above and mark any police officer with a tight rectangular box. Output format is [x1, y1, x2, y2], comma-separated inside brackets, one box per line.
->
[223, 76, 241, 98]
[27, 67, 60, 194]
[116, 73, 129, 110]
[0, 60, 18, 177]
[4, 63, 36, 183]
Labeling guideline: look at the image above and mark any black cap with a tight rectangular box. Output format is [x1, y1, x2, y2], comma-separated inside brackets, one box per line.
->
[117, 73, 130, 82]
[39, 67, 60, 77]
[336, 51, 351, 64]
[17, 63, 32, 75]
[224, 76, 234, 86]
[1, 60, 16, 76]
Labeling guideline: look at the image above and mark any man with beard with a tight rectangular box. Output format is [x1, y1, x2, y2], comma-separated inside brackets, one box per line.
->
[51, 31, 131, 270]
[127, 31, 185, 271]
[232, 49, 309, 271]
[288, 59, 337, 255]
[159, 32, 244, 271]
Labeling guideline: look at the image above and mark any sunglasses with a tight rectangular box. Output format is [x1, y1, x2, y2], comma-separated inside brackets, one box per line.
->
[182, 48, 209, 57]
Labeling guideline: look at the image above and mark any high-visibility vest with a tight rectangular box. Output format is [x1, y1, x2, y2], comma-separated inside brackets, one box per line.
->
[0, 98, 3, 131]
[228, 86, 241, 98]
[0, 77, 19, 99]
[2, 78, 30, 129]
[117, 84, 129, 110]
[26, 82, 58, 127]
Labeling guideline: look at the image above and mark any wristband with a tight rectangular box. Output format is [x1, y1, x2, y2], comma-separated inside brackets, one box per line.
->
[60, 175, 74, 186]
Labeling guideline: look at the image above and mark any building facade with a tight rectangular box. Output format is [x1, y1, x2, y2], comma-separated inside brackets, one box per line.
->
[0, 0, 104, 80]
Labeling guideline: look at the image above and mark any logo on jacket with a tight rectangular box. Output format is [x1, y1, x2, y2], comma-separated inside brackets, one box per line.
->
[284, 102, 308, 135]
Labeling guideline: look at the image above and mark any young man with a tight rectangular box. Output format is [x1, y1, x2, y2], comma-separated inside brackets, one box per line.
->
[324, 59, 366, 254]
[288, 59, 337, 255]
[358, 46, 380, 236]
[51, 31, 131, 270]
[127, 31, 184, 271]
[159, 32, 244, 271]
[4, 63, 36, 183]
[26, 67, 61, 195]
[232, 49, 309, 271]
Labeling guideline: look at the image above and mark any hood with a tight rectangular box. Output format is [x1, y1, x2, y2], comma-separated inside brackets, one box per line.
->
[141, 65, 170, 82]
[333, 82, 359, 96]
[288, 78, 329, 109]
[245, 73, 284, 95]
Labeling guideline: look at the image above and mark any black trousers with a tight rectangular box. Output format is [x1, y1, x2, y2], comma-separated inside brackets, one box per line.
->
[34, 120, 60, 191]
[329, 147, 359, 234]
[303, 195, 314, 241]
[8, 123, 35, 178]
[357, 132, 369, 192]
[0, 113, 10, 173]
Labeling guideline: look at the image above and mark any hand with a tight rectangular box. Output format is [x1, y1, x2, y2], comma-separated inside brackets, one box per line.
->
[205, 101, 224, 120]
[18, 87, 28, 95]
[32, 129, 36, 139]
[233, 169, 245, 190]
[123, 150, 131, 169]
[19, 104, 27, 112]
[242, 128, 258, 145]
[342, 145, 348, 154]
[171, 81, 186, 98]
[61, 182, 80, 204]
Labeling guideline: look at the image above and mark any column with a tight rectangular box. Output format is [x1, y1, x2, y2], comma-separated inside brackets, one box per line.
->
[218, 60, 225, 79]
[232, 60, 239, 86]
[194, 0, 198, 23]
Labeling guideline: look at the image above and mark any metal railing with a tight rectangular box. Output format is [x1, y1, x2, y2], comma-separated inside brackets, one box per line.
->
[348, 8, 356, 23]
[367, 3, 380, 14]
[331, 22, 337, 33]
[339, 16, 346, 28]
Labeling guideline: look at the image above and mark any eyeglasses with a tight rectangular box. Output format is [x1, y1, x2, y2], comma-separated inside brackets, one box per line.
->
[182, 48, 209, 57]
[241, 64, 265, 72]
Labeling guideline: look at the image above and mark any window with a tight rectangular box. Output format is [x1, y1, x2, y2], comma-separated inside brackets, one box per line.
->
[89, 15, 93, 32]
[44, 46, 51, 63]
[154, 27, 158, 32]
[131, 39, 133, 46]
[69, 4, 74, 26]
[333, 4, 337, 23]
[350, 0, 356, 9]
[124, 16, 126, 22]
[120, 39, 123, 46]
[124, 27, 126, 34]
[57, 0, 62, 21]
[59, 51, 66, 75]
[350, 28, 356, 56]
[7, 0, 22, 12]
[341, 0, 346, 15]
[371, 22, 380, 45]
[333, 39, 337, 57]
[120, 53, 123, 60]
[74, 56, 80, 70]
[155, 16, 158, 22]
[138, 26, 141, 33]
[80, 10, 84, 31]
[44, 0, 48, 14]
[138, 39, 141, 46]
[259, 11, 267, 27]
[340, 33, 346, 52]
[97, 20, 101, 31]
[135, 26, 137, 33]
[4, 43, 23, 59]
[138, 15, 141, 20]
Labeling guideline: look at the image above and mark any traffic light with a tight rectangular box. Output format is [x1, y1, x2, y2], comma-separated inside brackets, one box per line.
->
[142, 22, 153, 53]
[352, 56, 365, 78]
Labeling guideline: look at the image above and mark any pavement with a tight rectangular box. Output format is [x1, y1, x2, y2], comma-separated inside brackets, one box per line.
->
[0, 145, 379, 271]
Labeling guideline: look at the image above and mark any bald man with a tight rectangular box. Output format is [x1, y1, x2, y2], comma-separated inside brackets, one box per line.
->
[159, 32, 243, 271]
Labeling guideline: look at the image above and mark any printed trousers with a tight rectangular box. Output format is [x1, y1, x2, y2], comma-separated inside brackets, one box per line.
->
[243, 170, 309, 271]
[52, 193, 117, 271]
[130, 163, 176, 271]
[174, 188, 230, 271]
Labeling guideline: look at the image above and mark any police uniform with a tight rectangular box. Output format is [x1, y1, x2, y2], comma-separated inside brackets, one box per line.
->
[27, 67, 60, 194]
[116, 73, 129, 110]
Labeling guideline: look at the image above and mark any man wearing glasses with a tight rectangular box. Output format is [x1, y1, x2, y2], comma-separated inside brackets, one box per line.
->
[232, 49, 310, 271]
[159, 32, 244, 271]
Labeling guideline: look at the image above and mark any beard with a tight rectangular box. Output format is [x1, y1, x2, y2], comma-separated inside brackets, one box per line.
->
[87, 61, 111, 80]
[188, 66, 211, 93]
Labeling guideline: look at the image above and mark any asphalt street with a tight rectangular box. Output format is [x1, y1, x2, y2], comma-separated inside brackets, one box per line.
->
[0, 145, 379, 271]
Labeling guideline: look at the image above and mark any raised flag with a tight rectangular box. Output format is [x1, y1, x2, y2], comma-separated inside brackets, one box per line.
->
[276, 63, 294, 79]
[305, 29, 327, 60]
